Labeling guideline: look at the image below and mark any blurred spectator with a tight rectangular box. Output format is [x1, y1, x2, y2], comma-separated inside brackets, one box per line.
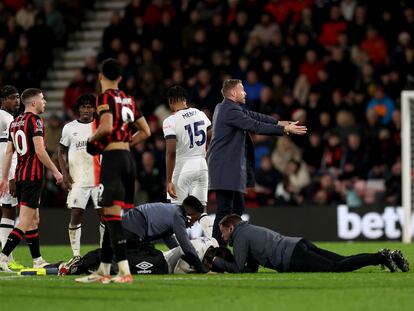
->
[319, 5, 347, 47]
[285, 159, 311, 194]
[143, 0, 175, 27]
[43, 0, 66, 44]
[340, 132, 368, 179]
[366, 86, 395, 125]
[302, 132, 324, 174]
[299, 50, 324, 86]
[360, 26, 388, 66]
[250, 12, 279, 46]
[340, 0, 357, 22]
[321, 131, 343, 175]
[384, 160, 401, 205]
[243, 70, 264, 106]
[255, 155, 282, 205]
[45, 114, 63, 155]
[16, 1, 38, 31]
[137, 151, 164, 202]
[63, 69, 94, 119]
[102, 10, 124, 52]
[271, 136, 301, 172]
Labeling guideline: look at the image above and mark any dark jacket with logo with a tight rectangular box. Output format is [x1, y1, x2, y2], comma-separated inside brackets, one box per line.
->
[122, 203, 208, 273]
[213, 221, 302, 273]
[207, 99, 285, 193]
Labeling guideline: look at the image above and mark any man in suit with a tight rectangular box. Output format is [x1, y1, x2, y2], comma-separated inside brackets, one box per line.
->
[207, 79, 307, 245]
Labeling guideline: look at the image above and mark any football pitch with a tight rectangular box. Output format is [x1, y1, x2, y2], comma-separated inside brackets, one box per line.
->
[0, 242, 413, 311]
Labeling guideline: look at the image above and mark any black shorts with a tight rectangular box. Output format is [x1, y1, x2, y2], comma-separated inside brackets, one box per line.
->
[98, 150, 136, 208]
[16, 180, 43, 209]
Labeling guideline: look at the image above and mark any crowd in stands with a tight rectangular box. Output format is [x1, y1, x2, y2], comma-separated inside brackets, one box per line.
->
[2, 0, 413, 208]
[0, 0, 90, 90]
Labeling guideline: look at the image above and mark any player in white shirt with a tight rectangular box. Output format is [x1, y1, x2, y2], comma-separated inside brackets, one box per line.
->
[163, 86, 211, 209]
[58, 94, 104, 268]
[0, 85, 23, 270]
[163, 86, 213, 234]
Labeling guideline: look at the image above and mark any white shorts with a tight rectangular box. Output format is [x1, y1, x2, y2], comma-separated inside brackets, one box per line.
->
[66, 186, 101, 209]
[167, 170, 208, 205]
[0, 193, 18, 207]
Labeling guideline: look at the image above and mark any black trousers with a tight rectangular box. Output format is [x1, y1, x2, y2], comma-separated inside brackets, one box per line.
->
[289, 239, 382, 272]
[212, 190, 245, 245]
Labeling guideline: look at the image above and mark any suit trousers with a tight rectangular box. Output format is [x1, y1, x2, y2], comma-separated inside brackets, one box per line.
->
[212, 190, 245, 245]
[289, 239, 382, 272]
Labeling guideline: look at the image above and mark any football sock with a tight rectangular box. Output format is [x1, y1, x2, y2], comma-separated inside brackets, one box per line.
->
[68, 224, 81, 257]
[118, 260, 131, 276]
[104, 215, 128, 263]
[100, 224, 113, 263]
[99, 222, 105, 247]
[97, 262, 111, 275]
[0, 218, 15, 260]
[1, 228, 24, 257]
[0, 218, 14, 248]
[26, 229, 41, 259]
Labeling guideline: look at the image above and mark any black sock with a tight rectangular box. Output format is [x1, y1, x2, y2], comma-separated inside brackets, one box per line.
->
[100, 224, 113, 264]
[26, 229, 41, 259]
[1, 228, 24, 257]
[104, 215, 127, 262]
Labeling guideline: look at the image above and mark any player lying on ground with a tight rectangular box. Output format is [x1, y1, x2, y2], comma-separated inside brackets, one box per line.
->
[76, 195, 212, 281]
[59, 236, 219, 275]
[206, 214, 409, 273]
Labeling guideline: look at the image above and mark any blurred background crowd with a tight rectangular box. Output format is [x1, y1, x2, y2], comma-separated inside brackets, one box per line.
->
[0, 0, 412, 209]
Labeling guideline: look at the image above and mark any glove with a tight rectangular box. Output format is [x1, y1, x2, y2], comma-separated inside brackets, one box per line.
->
[86, 140, 100, 156]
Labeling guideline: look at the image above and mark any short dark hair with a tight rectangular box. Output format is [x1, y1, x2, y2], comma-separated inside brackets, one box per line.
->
[0, 85, 18, 99]
[221, 79, 241, 97]
[203, 246, 234, 264]
[21, 88, 42, 105]
[166, 85, 188, 104]
[182, 195, 204, 214]
[100, 58, 121, 81]
[75, 93, 96, 111]
[219, 214, 242, 228]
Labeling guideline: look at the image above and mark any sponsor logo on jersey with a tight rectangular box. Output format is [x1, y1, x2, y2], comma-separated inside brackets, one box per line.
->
[75, 140, 87, 149]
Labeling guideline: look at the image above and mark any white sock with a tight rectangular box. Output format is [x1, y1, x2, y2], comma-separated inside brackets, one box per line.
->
[68, 224, 81, 257]
[97, 262, 111, 275]
[99, 222, 105, 248]
[0, 218, 15, 261]
[117, 260, 131, 276]
[199, 214, 213, 238]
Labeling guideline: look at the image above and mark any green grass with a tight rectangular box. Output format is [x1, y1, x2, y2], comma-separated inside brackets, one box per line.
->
[0, 242, 413, 311]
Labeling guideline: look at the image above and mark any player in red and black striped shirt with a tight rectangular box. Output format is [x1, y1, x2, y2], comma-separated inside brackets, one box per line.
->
[76, 58, 150, 284]
[0, 88, 63, 272]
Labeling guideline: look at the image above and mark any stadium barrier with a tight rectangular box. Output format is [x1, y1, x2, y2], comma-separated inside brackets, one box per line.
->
[38, 205, 414, 244]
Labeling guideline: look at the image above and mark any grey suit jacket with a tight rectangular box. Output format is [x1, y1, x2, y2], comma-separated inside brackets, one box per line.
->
[207, 98, 285, 193]
[213, 221, 302, 273]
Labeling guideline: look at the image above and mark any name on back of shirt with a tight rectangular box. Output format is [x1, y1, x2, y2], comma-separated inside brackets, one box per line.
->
[114, 96, 132, 105]
[182, 110, 197, 119]
[11, 120, 25, 128]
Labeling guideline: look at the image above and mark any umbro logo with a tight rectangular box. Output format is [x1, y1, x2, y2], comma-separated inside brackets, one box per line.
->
[136, 261, 153, 274]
